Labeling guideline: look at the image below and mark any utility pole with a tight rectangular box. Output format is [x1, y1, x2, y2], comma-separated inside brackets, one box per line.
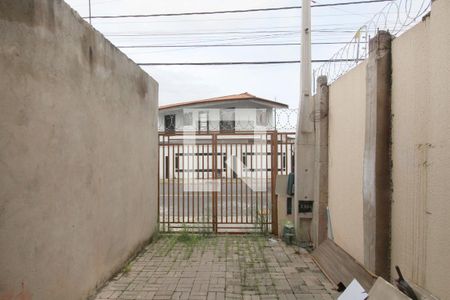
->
[88, 0, 92, 24]
[295, 0, 315, 242]
[301, 0, 312, 102]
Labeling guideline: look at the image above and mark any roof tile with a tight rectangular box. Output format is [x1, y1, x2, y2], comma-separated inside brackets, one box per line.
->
[159, 92, 288, 110]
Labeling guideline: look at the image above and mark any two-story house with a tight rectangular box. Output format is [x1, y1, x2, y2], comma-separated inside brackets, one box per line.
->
[158, 93, 293, 180]
[158, 92, 288, 133]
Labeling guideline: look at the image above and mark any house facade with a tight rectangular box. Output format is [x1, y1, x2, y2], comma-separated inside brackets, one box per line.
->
[158, 93, 294, 180]
[158, 92, 288, 133]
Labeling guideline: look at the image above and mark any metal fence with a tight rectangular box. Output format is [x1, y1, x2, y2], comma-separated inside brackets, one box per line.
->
[158, 131, 295, 233]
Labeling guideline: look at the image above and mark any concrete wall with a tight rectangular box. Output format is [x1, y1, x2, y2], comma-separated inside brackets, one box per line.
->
[391, 0, 450, 298]
[326, 0, 449, 296]
[0, 1, 158, 299]
[328, 61, 367, 264]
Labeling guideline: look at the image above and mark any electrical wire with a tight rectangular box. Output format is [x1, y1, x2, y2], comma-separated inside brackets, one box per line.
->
[83, 0, 393, 19]
[107, 32, 302, 45]
[117, 41, 355, 49]
[137, 59, 364, 66]
[104, 29, 358, 37]
[93, 12, 399, 25]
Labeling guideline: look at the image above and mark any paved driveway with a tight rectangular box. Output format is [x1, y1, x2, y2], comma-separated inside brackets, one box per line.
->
[94, 235, 338, 300]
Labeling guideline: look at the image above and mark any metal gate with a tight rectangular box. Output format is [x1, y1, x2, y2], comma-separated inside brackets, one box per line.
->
[159, 131, 294, 234]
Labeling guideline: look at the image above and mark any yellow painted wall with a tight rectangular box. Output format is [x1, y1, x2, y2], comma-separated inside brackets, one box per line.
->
[328, 61, 367, 264]
[391, 1, 450, 298]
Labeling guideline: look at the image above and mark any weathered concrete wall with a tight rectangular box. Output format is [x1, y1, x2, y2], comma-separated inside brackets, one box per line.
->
[0, 1, 159, 299]
[363, 31, 392, 280]
[328, 61, 367, 264]
[312, 76, 329, 247]
[391, 0, 450, 298]
[326, 0, 449, 295]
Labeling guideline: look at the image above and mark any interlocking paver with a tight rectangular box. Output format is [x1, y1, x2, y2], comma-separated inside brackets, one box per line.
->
[94, 235, 339, 300]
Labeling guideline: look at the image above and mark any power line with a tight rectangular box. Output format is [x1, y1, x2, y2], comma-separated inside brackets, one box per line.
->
[84, 0, 393, 19]
[118, 41, 355, 49]
[107, 30, 297, 37]
[88, 0, 91, 23]
[93, 11, 402, 25]
[113, 32, 300, 47]
[105, 29, 358, 37]
[137, 59, 363, 66]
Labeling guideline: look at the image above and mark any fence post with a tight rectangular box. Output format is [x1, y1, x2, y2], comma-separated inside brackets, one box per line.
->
[271, 131, 279, 235]
[363, 30, 393, 280]
[312, 76, 329, 248]
[212, 133, 218, 233]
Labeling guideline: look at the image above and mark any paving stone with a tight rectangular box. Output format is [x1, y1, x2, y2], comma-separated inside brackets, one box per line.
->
[93, 235, 338, 299]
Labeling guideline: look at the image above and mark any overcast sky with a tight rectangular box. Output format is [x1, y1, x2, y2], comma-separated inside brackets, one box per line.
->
[64, 0, 395, 108]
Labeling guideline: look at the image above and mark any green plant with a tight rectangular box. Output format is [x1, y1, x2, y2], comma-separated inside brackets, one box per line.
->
[254, 209, 270, 235]
[198, 224, 214, 238]
[155, 234, 177, 256]
[122, 262, 132, 275]
[177, 224, 192, 243]
[175, 225, 207, 259]
[152, 230, 162, 242]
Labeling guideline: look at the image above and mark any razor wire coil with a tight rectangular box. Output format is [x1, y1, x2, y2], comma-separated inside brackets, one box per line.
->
[314, 0, 431, 87]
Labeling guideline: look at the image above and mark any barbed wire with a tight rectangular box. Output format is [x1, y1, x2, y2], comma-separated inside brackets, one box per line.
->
[314, 0, 431, 87]
[274, 109, 299, 132]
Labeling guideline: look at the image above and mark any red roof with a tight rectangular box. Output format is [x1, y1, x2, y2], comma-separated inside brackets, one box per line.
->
[159, 92, 288, 110]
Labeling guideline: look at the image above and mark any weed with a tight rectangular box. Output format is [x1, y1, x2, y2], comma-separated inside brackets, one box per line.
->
[152, 230, 162, 242]
[155, 234, 177, 256]
[176, 225, 199, 243]
[175, 225, 211, 259]
[252, 209, 270, 235]
[122, 262, 132, 276]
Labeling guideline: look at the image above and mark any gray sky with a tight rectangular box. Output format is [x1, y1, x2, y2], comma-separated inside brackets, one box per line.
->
[64, 0, 394, 108]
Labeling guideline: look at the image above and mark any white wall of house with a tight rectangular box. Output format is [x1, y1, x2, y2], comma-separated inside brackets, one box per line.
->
[159, 142, 293, 180]
[159, 101, 277, 132]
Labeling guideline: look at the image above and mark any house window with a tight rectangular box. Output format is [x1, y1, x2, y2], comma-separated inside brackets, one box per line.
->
[164, 114, 176, 132]
[256, 109, 268, 126]
[220, 108, 235, 132]
[198, 111, 209, 133]
[183, 112, 193, 126]
[220, 120, 235, 132]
